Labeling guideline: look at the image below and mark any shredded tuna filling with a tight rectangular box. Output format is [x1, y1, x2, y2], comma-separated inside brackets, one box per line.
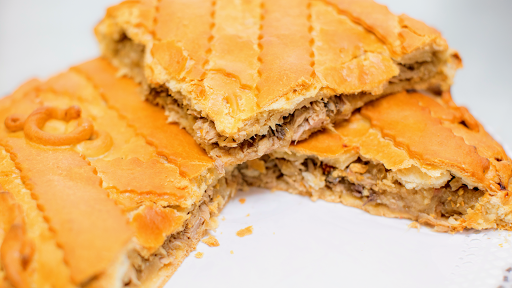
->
[240, 156, 485, 223]
[102, 35, 446, 165]
[148, 89, 354, 166]
[121, 169, 242, 287]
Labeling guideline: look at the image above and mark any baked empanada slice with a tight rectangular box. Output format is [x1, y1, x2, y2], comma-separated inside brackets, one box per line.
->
[0, 58, 241, 288]
[95, 0, 461, 166]
[241, 91, 512, 232]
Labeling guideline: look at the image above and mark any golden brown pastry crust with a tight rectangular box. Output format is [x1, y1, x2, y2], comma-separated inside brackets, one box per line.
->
[0, 58, 232, 288]
[262, 91, 512, 232]
[95, 0, 461, 147]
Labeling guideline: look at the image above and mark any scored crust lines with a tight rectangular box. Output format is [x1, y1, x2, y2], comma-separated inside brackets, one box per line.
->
[70, 68, 173, 169]
[307, 0, 316, 77]
[201, 0, 217, 79]
[152, 0, 162, 39]
[319, 0, 388, 47]
[255, 0, 265, 96]
[0, 136, 75, 281]
[124, 0, 448, 104]
[0, 85, 79, 280]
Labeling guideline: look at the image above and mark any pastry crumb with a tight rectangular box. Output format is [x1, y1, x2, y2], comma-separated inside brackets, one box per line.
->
[195, 252, 203, 259]
[221, 216, 226, 221]
[236, 226, 253, 237]
[408, 221, 420, 231]
[230, 250, 234, 254]
[239, 198, 246, 204]
[201, 235, 220, 247]
[246, 213, 250, 217]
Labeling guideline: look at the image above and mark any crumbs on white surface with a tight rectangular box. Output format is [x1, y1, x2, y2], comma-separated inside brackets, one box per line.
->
[195, 252, 204, 259]
[222, 216, 226, 221]
[408, 221, 420, 232]
[202, 235, 220, 247]
[246, 213, 250, 217]
[236, 226, 253, 237]
[230, 250, 234, 254]
[239, 198, 246, 204]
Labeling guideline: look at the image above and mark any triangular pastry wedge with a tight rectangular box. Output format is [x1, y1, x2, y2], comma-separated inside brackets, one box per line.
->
[240, 91, 512, 232]
[0, 58, 241, 288]
[96, 0, 461, 166]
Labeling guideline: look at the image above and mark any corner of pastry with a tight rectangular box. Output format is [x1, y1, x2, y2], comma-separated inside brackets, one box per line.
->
[0, 58, 242, 288]
[240, 90, 512, 232]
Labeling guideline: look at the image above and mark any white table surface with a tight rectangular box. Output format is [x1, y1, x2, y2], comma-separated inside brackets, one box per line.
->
[1, 1, 511, 288]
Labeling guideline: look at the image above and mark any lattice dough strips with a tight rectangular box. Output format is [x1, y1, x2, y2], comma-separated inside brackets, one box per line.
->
[0, 58, 242, 288]
[95, 0, 461, 166]
[240, 91, 512, 232]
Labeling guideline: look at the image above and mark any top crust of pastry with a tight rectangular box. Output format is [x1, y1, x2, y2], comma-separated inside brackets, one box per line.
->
[75, 58, 215, 179]
[96, 0, 458, 139]
[0, 58, 218, 287]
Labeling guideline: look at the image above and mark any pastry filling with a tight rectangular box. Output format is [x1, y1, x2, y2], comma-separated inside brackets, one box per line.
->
[240, 155, 485, 225]
[122, 169, 242, 287]
[101, 34, 448, 165]
[149, 88, 354, 165]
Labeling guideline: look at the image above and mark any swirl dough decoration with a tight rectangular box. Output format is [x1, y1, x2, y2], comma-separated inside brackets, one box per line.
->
[4, 106, 113, 157]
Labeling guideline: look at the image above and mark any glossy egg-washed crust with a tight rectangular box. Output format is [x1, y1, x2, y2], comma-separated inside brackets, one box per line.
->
[0, 59, 220, 288]
[280, 91, 512, 231]
[95, 0, 461, 142]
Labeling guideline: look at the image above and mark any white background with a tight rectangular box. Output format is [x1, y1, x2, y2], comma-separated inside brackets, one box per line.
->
[1, 1, 511, 287]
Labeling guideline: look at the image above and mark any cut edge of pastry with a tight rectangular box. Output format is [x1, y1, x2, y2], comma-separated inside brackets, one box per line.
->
[0, 164, 240, 288]
[239, 91, 512, 233]
[94, 0, 462, 166]
[123, 169, 241, 288]
[0, 59, 245, 288]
